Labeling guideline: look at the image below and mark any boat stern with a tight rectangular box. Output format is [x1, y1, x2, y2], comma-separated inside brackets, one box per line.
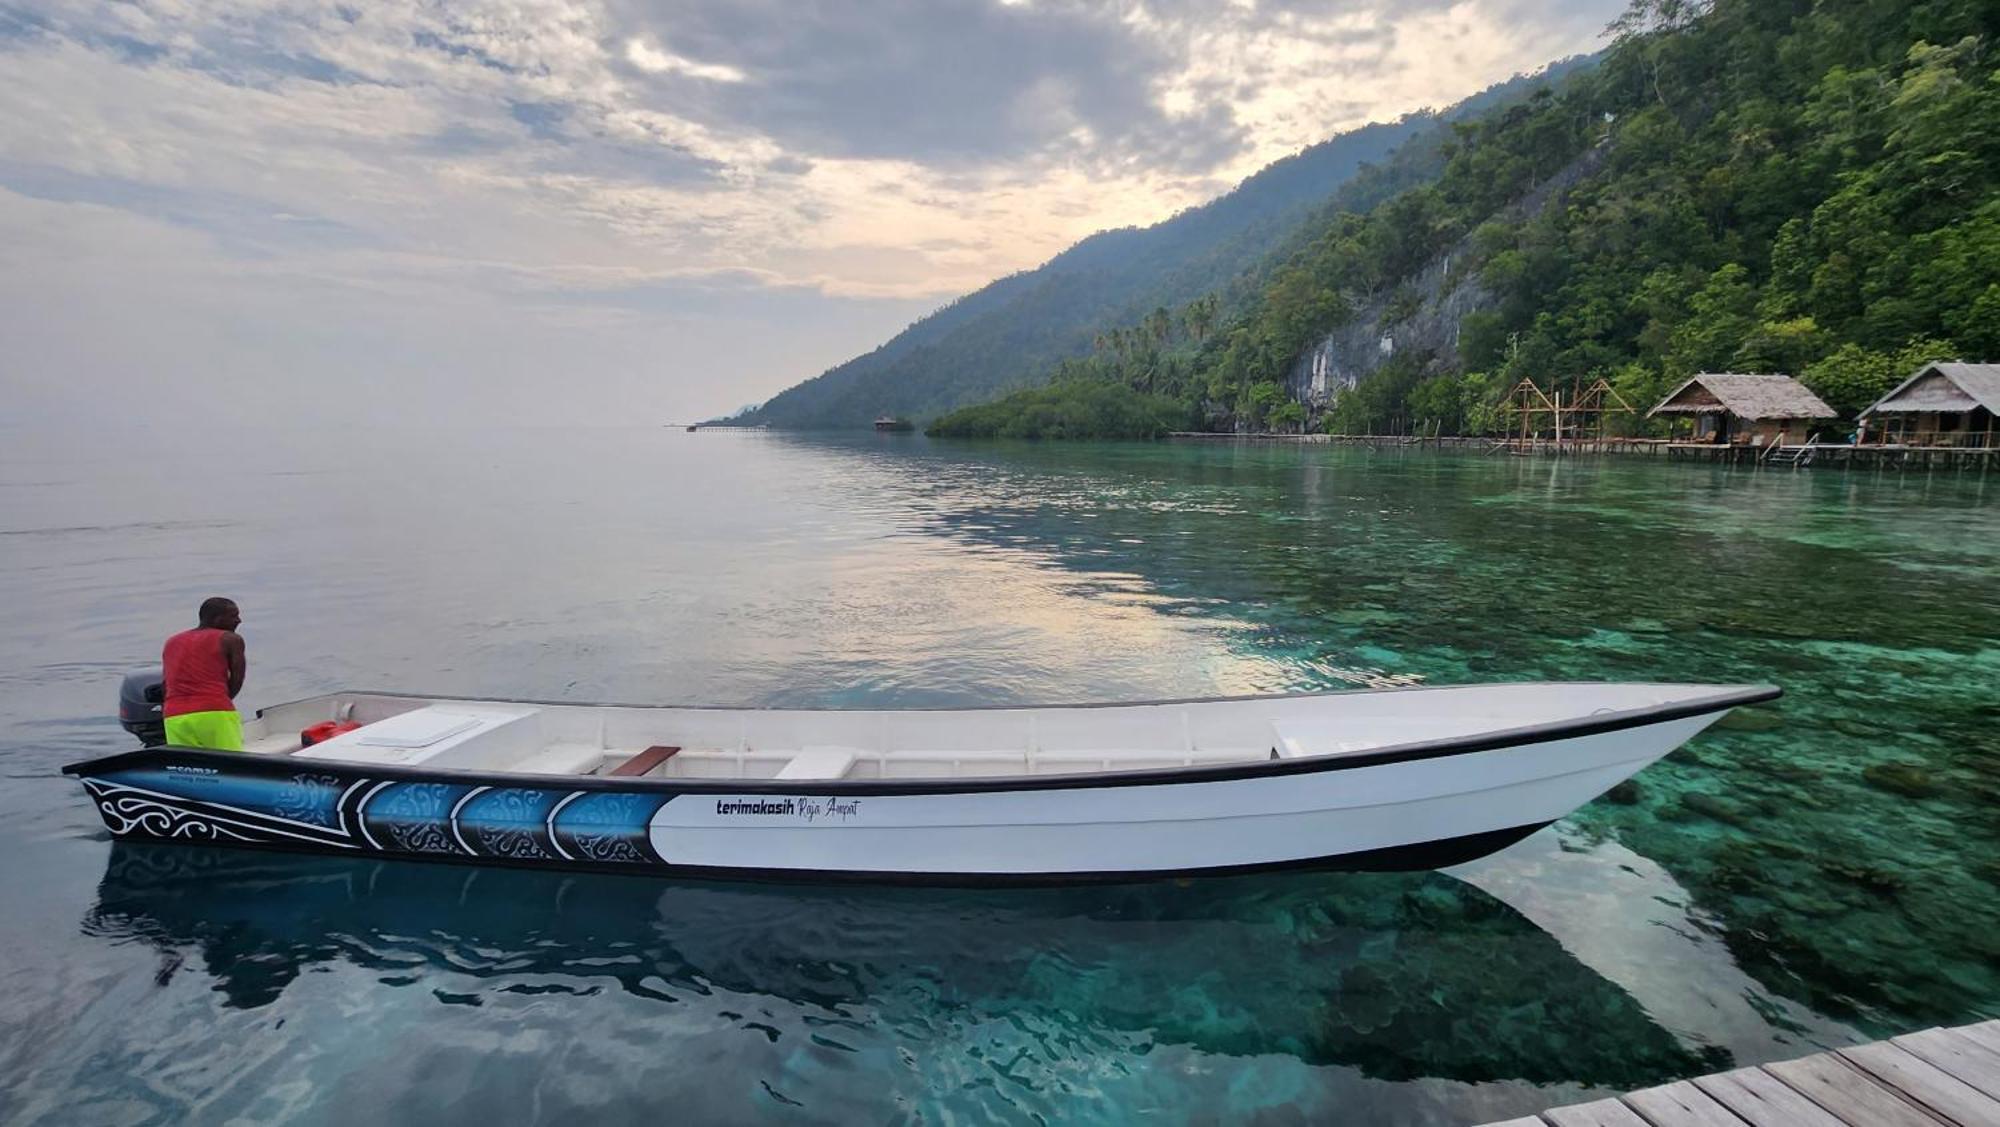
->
[65, 748, 365, 850]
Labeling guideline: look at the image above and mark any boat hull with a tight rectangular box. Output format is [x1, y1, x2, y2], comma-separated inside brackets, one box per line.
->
[63, 706, 1725, 884]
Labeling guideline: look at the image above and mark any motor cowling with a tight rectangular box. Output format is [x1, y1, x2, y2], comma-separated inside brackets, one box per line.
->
[120, 669, 167, 746]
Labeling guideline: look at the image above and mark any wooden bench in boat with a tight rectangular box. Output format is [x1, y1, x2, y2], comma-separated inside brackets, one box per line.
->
[608, 745, 681, 777]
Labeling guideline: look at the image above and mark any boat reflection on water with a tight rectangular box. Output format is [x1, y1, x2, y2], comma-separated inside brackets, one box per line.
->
[86, 843, 1728, 1090]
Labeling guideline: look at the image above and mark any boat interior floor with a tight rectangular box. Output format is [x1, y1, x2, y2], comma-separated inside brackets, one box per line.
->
[241, 702, 1336, 781]
[222, 683, 1727, 783]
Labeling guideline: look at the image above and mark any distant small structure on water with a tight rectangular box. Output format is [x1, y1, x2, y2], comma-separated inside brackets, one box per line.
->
[1647, 373, 1836, 447]
[1857, 361, 1998, 448]
[875, 416, 914, 432]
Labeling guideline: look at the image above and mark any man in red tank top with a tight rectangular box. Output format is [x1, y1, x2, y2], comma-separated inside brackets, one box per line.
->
[162, 597, 248, 750]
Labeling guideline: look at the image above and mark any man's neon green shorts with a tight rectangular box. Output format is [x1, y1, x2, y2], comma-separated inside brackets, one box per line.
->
[164, 710, 243, 751]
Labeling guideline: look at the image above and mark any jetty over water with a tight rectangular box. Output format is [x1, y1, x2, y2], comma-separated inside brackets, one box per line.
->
[1482, 1019, 2000, 1127]
[1170, 362, 1998, 470]
[1165, 431, 1996, 469]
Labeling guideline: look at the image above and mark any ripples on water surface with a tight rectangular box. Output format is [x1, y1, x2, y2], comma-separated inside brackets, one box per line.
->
[1, 427, 1994, 1123]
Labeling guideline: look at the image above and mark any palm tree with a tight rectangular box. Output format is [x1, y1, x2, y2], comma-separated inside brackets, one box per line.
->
[1181, 294, 1218, 343]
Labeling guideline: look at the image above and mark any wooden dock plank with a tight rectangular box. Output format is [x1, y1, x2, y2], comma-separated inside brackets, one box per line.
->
[1544, 1099, 1652, 1127]
[1894, 1028, 2000, 1101]
[1763, 1053, 1943, 1127]
[1952, 1021, 2000, 1057]
[1623, 1080, 1752, 1127]
[1840, 1040, 2000, 1125]
[1690, 1068, 1845, 1127]
[1478, 1022, 2000, 1127]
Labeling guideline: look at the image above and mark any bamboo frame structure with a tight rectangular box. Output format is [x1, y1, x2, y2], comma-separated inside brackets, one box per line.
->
[1507, 379, 1559, 443]
[1567, 378, 1638, 441]
[1502, 378, 1637, 450]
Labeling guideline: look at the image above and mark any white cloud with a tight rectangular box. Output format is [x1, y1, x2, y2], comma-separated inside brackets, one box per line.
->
[624, 37, 747, 82]
[0, 0, 1620, 422]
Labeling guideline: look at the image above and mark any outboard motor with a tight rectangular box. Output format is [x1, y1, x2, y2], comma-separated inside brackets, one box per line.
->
[119, 669, 167, 746]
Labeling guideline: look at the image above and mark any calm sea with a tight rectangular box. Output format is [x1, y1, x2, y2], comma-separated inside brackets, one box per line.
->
[2, 427, 1995, 1124]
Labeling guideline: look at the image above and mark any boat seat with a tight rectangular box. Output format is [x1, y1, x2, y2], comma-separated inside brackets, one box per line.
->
[608, 745, 681, 777]
[507, 744, 605, 775]
[776, 746, 859, 780]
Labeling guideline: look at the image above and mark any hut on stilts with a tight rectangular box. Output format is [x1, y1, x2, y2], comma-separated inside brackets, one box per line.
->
[1647, 374, 1835, 462]
[1857, 362, 1998, 449]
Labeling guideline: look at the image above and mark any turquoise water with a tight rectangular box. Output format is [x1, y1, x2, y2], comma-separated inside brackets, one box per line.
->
[1, 428, 1994, 1123]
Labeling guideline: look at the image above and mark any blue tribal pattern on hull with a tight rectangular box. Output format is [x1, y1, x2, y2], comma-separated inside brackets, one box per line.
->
[77, 759, 672, 870]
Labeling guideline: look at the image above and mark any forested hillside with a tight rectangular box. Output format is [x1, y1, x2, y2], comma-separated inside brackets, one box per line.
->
[939, 0, 2000, 438]
[734, 64, 1591, 429]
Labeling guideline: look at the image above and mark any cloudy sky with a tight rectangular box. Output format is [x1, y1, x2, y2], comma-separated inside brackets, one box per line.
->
[0, 0, 1617, 427]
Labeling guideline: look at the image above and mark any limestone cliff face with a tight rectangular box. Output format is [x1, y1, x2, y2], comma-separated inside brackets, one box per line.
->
[1286, 142, 1610, 410]
[1286, 252, 1494, 408]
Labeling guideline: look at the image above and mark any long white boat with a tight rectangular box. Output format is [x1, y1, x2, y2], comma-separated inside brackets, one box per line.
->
[66, 681, 1776, 883]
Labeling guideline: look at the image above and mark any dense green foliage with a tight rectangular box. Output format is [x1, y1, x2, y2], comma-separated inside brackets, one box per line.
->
[737, 64, 1595, 430]
[957, 0, 2000, 438]
[1451, 0, 2000, 432]
[926, 383, 1194, 439]
[737, 118, 1424, 430]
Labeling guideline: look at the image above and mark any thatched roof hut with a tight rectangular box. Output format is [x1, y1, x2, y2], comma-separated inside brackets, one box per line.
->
[1648, 373, 1835, 444]
[1650, 374, 1837, 421]
[1862, 362, 2000, 413]
[1857, 363, 1999, 447]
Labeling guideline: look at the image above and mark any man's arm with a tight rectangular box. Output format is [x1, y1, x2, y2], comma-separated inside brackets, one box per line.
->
[223, 632, 246, 699]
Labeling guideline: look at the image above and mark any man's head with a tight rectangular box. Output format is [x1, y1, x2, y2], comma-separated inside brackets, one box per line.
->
[198, 597, 241, 631]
